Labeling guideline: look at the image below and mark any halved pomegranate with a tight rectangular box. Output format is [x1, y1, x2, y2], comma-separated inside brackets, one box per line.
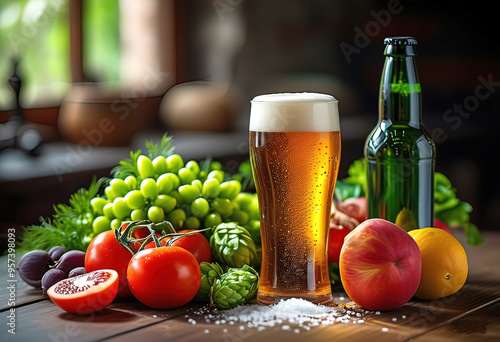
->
[47, 269, 119, 314]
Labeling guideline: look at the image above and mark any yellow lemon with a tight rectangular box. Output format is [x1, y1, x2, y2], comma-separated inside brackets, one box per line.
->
[408, 228, 468, 300]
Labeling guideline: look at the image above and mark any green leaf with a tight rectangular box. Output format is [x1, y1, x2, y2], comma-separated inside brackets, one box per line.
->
[17, 178, 103, 252]
[343, 158, 367, 196]
[146, 134, 175, 159]
[464, 222, 483, 246]
[111, 150, 142, 179]
[334, 180, 362, 201]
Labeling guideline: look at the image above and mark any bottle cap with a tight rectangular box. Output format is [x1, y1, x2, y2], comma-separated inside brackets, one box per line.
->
[384, 37, 418, 46]
[384, 37, 417, 56]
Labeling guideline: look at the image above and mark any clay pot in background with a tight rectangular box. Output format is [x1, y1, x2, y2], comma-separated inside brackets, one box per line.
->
[159, 81, 239, 132]
[58, 84, 163, 146]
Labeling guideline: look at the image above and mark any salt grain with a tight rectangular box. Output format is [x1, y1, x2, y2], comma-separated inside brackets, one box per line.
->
[186, 298, 366, 334]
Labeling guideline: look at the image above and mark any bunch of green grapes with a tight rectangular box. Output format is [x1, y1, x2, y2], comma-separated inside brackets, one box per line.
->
[90, 154, 261, 242]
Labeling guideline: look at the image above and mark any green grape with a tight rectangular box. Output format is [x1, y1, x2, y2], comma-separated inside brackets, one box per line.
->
[167, 173, 181, 189]
[219, 180, 241, 199]
[178, 167, 196, 185]
[157, 173, 174, 194]
[204, 212, 222, 227]
[103, 202, 116, 220]
[153, 194, 177, 213]
[137, 155, 156, 179]
[168, 208, 186, 230]
[104, 186, 118, 201]
[124, 175, 138, 190]
[249, 197, 260, 220]
[246, 219, 261, 245]
[231, 201, 240, 210]
[191, 198, 210, 219]
[185, 216, 200, 229]
[152, 156, 168, 176]
[230, 208, 249, 226]
[131, 209, 148, 221]
[233, 192, 255, 212]
[202, 178, 220, 198]
[168, 189, 182, 204]
[140, 178, 159, 200]
[207, 170, 224, 183]
[124, 190, 146, 210]
[185, 160, 200, 177]
[110, 218, 122, 230]
[178, 184, 201, 204]
[148, 205, 165, 222]
[191, 179, 202, 192]
[167, 154, 184, 173]
[210, 161, 222, 171]
[211, 197, 234, 218]
[93, 216, 111, 235]
[91, 197, 108, 215]
[113, 197, 132, 219]
[110, 178, 129, 197]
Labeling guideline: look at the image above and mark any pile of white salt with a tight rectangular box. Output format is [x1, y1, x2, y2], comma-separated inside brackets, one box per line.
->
[187, 298, 367, 333]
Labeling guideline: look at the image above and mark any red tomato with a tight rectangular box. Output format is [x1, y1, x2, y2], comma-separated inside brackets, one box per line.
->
[47, 269, 119, 314]
[85, 230, 133, 298]
[145, 230, 212, 264]
[328, 226, 351, 263]
[127, 246, 201, 309]
[433, 217, 452, 233]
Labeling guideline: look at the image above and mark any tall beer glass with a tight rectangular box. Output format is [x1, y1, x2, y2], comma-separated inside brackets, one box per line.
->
[249, 93, 341, 305]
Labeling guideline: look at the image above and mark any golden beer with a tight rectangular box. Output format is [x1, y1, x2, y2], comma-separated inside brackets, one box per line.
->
[249, 93, 341, 305]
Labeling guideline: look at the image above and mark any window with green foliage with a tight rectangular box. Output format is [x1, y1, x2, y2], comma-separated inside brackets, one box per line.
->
[0, 0, 119, 110]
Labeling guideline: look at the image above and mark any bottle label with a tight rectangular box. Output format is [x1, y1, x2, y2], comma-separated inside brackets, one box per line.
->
[391, 81, 421, 95]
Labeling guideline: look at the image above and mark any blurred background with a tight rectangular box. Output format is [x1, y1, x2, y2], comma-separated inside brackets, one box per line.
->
[0, 0, 499, 249]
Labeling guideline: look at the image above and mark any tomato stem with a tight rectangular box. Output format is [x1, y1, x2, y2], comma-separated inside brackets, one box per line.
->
[163, 227, 212, 247]
[114, 220, 213, 254]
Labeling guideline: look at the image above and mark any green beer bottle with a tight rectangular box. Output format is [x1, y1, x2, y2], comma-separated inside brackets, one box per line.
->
[365, 37, 436, 230]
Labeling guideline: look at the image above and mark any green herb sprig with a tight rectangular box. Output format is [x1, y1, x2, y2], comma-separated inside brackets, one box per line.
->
[17, 177, 104, 252]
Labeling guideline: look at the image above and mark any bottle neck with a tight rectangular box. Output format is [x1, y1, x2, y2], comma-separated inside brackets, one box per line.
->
[379, 54, 422, 128]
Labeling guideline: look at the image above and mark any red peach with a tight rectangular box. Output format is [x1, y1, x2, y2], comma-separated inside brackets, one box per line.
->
[339, 218, 422, 311]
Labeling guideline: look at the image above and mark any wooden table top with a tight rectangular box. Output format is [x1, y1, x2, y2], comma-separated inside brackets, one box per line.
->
[1, 230, 499, 342]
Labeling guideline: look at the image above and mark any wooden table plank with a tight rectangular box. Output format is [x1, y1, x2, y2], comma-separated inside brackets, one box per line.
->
[1, 296, 204, 342]
[408, 300, 500, 341]
[1, 231, 498, 341]
[97, 278, 500, 342]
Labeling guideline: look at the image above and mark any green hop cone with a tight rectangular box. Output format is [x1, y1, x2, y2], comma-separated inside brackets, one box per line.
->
[210, 265, 259, 309]
[210, 222, 258, 268]
[193, 262, 225, 302]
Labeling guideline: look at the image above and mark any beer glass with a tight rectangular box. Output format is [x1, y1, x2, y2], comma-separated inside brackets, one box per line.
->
[249, 93, 341, 305]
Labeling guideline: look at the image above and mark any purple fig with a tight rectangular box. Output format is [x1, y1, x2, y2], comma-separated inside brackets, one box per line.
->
[41, 269, 67, 293]
[17, 250, 54, 288]
[68, 267, 87, 278]
[48, 246, 67, 261]
[56, 250, 86, 275]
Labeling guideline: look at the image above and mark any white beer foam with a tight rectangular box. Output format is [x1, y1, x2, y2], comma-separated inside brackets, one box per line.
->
[250, 93, 340, 132]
